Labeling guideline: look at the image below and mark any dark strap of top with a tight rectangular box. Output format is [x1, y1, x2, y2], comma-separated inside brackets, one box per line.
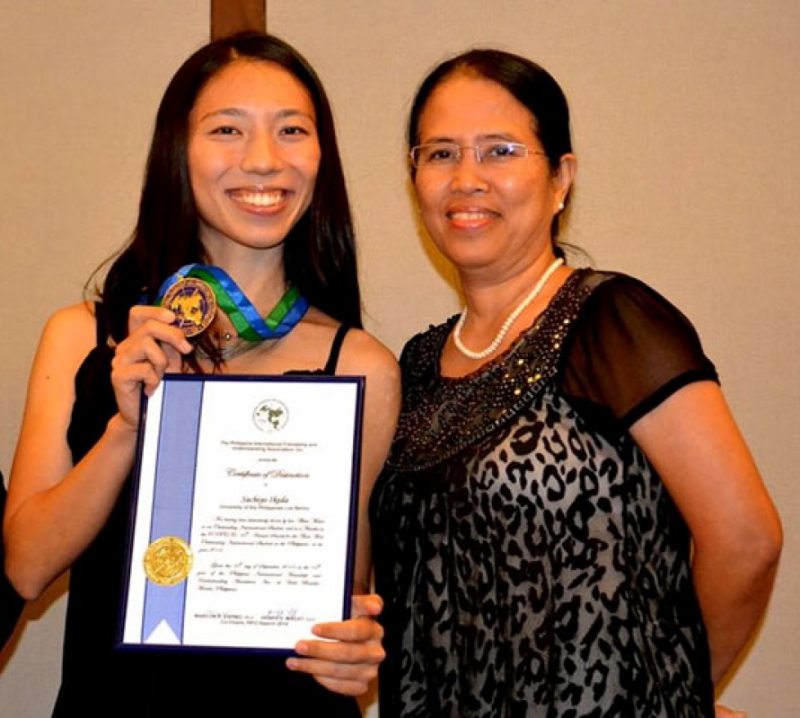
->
[323, 324, 351, 374]
[94, 302, 109, 347]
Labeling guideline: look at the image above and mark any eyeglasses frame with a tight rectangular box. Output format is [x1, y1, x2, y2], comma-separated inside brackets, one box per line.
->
[409, 141, 546, 169]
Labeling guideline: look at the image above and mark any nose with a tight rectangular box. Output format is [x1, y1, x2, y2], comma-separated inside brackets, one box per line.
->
[449, 151, 488, 193]
[240, 129, 283, 174]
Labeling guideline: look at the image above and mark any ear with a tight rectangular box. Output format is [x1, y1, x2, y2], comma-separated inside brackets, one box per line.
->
[552, 153, 577, 206]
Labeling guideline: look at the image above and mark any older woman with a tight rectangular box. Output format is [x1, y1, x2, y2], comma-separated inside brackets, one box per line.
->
[370, 49, 781, 717]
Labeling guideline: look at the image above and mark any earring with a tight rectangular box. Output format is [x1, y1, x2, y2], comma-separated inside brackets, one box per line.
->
[558, 201, 565, 212]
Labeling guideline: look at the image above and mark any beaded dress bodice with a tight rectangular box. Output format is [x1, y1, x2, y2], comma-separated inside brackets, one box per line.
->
[388, 271, 589, 473]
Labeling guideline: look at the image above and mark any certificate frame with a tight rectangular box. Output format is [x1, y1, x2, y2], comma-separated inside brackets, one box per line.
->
[117, 373, 364, 656]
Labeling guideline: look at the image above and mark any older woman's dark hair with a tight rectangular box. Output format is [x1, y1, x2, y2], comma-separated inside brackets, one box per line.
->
[408, 48, 573, 245]
[99, 32, 360, 342]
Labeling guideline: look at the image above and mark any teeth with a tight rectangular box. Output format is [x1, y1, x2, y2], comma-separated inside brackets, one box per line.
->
[450, 211, 492, 220]
[234, 191, 284, 207]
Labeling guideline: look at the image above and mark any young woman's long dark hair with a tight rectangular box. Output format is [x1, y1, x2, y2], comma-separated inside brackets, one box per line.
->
[98, 31, 361, 343]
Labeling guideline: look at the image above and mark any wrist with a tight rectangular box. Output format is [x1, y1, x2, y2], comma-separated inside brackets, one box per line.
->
[106, 413, 140, 442]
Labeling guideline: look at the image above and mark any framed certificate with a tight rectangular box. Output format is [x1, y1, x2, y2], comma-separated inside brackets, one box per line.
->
[118, 373, 364, 655]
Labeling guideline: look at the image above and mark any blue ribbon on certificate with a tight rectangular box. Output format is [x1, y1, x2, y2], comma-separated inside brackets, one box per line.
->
[141, 380, 203, 644]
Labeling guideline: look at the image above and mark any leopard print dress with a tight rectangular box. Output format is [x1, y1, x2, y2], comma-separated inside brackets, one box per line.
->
[370, 270, 717, 718]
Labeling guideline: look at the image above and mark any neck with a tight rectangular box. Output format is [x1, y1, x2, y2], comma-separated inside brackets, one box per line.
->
[450, 255, 565, 362]
[460, 253, 562, 322]
[203, 249, 288, 316]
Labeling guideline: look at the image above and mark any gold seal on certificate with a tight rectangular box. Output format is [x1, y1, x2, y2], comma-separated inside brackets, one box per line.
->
[162, 277, 217, 337]
[143, 536, 194, 586]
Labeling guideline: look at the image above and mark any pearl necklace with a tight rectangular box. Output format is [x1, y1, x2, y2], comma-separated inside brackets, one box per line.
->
[453, 257, 564, 360]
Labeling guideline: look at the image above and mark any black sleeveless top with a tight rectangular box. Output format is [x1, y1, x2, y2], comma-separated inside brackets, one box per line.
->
[57, 316, 358, 717]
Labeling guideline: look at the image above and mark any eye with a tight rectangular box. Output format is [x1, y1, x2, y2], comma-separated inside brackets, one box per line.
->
[209, 125, 240, 136]
[425, 144, 458, 164]
[279, 124, 313, 140]
[483, 142, 526, 160]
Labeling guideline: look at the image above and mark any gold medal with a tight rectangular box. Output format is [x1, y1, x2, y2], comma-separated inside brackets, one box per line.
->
[162, 277, 217, 337]
[143, 536, 194, 586]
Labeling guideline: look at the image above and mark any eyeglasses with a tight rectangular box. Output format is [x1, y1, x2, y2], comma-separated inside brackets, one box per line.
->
[409, 141, 545, 169]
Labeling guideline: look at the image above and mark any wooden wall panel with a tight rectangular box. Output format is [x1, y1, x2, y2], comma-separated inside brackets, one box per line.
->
[210, 0, 266, 39]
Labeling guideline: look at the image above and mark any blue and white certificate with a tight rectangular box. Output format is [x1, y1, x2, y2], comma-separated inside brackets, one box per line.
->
[118, 374, 364, 654]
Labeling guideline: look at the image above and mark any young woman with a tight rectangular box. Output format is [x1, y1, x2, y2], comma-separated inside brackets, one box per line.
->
[5, 32, 400, 716]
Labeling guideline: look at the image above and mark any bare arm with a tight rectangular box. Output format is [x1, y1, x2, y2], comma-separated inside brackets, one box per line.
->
[4, 304, 189, 600]
[287, 328, 401, 696]
[338, 330, 402, 594]
[4, 304, 134, 599]
[629, 381, 782, 687]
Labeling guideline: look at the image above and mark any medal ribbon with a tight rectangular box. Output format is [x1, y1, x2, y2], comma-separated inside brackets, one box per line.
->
[156, 264, 309, 341]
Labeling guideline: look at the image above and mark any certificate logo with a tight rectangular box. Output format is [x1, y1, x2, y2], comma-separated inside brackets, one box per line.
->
[253, 399, 289, 432]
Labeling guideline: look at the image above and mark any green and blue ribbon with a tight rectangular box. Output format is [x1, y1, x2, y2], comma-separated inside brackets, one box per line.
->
[156, 264, 308, 341]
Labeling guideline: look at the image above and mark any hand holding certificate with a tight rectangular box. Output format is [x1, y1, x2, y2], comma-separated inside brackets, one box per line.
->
[119, 374, 364, 654]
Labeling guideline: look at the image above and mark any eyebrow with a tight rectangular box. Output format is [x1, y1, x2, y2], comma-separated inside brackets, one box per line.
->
[420, 131, 519, 144]
[196, 107, 316, 123]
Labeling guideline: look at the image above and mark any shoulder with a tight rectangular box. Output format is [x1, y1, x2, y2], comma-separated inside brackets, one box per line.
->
[22, 302, 99, 427]
[572, 269, 702, 344]
[37, 302, 98, 364]
[46, 301, 96, 329]
[337, 327, 400, 382]
[578, 268, 673, 304]
[337, 329, 401, 431]
[300, 307, 399, 378]
[399, 316, 456, 368]
[560, 270, 718, 428]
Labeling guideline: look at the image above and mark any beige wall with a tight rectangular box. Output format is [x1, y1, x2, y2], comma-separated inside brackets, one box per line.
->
[0, 2, 209, 714]
[1, 1, 797, 715]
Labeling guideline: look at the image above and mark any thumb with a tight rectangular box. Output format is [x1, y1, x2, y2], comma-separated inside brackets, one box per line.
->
[163, 342, 188, 373]
[351, 594, 383, 619]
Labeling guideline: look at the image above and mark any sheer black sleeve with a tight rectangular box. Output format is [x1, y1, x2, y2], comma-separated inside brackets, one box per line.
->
[560, 272, 718, 436]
